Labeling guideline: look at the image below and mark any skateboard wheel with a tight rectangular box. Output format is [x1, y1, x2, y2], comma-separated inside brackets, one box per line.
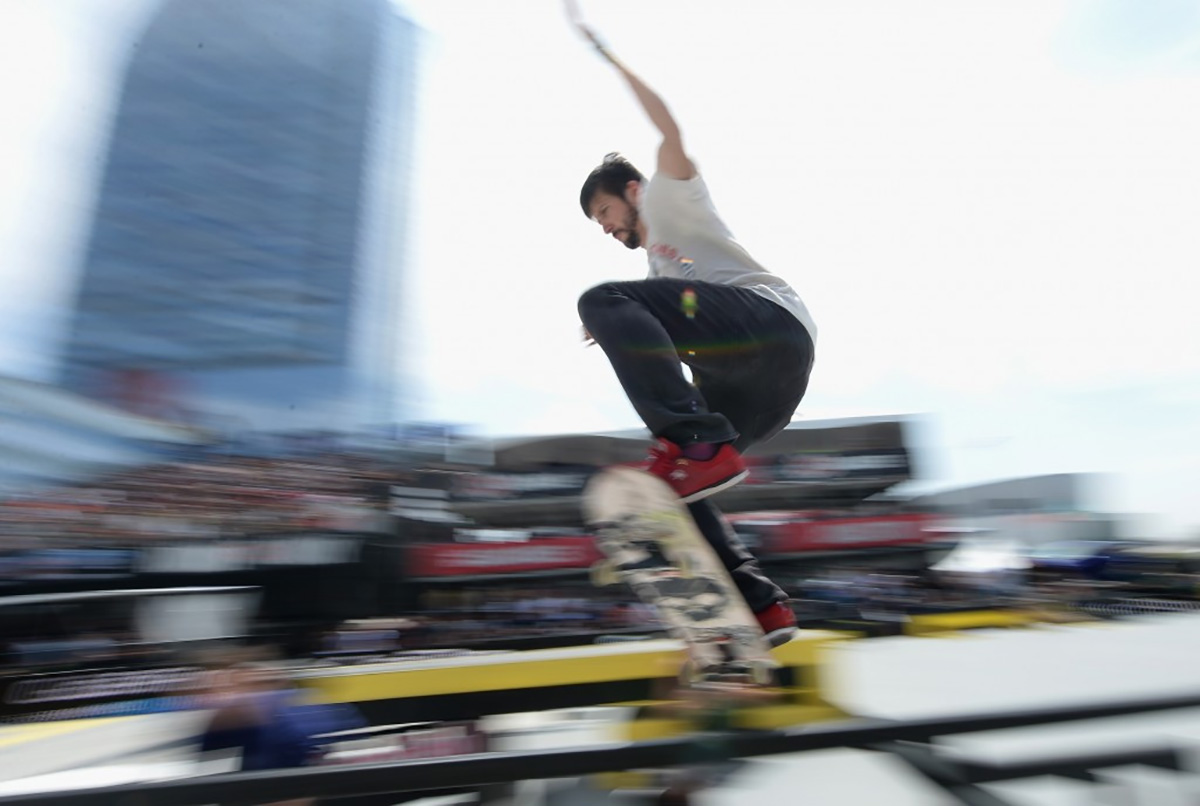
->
[750, 664, 776, 687]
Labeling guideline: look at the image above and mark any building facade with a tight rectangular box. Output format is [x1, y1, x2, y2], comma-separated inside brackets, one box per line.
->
[60, 0, 419, 434]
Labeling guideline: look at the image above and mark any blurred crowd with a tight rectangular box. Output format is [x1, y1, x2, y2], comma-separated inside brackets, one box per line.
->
[401, 586, 661, 648]
[0, 454, 394, 548]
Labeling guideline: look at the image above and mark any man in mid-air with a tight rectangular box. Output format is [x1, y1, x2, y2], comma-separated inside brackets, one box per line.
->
[568, 3, 817, 645]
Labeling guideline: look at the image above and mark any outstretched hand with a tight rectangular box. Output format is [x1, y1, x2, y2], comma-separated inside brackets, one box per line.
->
[563, 0, 587, 36]
[563, 0, 615, 63]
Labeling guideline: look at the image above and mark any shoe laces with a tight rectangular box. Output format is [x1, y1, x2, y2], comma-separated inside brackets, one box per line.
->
[646, 439, 682, 477]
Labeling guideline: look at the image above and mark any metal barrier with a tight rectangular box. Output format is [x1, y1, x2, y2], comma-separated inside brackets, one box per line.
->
[4, 690, 1200, 806]
[1077, 597, 1200, 618]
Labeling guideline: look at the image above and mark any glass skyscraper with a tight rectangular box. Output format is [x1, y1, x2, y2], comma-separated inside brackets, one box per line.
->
[60, 0, 418, 433]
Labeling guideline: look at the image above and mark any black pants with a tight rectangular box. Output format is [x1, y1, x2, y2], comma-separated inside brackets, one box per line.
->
[578, 278, 815, 612]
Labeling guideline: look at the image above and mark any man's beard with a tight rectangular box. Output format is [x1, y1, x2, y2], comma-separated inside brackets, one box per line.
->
[618, 207, 641, 250]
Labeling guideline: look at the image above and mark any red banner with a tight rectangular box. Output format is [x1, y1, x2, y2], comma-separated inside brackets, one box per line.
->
[406, 516, 938, 578]
[406, 538, 603, 578]
[759, 514, 935, 555]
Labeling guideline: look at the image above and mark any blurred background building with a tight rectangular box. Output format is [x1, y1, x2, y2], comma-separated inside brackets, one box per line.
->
[57, 0, 419, 436]
[0, 375, 208, 497]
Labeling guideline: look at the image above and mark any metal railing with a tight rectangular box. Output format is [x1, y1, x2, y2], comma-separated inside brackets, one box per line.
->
[4, 690, 1200, 806]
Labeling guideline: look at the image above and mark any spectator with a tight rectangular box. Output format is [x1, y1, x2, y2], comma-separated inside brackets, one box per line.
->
[198, 653, 364, 806]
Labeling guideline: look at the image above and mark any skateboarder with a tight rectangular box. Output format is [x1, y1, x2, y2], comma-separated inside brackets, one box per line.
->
[567, 2, 816, 646]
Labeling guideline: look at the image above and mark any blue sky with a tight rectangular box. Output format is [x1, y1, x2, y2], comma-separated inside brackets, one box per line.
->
[1, 0, 1198, 537]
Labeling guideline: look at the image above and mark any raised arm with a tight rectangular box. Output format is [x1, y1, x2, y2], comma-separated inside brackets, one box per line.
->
[564, 0, 696, 180]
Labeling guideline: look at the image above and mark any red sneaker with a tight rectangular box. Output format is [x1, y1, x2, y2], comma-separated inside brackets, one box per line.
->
[645, 438, 748, 503]
[755, 601, 798, 648]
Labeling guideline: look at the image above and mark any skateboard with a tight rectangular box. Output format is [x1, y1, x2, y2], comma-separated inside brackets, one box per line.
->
[582, 466, 778, 685]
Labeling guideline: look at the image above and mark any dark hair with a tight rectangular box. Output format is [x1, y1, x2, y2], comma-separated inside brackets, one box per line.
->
[579, 152, 645, 218]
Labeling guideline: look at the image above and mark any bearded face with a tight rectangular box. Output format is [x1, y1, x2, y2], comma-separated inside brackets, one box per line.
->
[614, 203, 641, 249]
[589, 189, 643, 250]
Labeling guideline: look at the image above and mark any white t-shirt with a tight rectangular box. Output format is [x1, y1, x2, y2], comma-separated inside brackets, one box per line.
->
[641, 171, 817, 344]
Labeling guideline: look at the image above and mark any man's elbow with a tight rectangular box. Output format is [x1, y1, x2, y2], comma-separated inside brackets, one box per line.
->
[656, 140, 695, 180]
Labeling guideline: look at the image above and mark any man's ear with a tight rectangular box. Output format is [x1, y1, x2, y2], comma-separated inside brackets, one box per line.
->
[623, 179, 642, 206]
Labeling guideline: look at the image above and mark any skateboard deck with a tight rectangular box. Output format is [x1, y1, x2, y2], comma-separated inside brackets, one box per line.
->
[582, 466, 778, 683]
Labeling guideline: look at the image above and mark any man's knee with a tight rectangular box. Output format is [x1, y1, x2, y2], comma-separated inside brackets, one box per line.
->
[577, 282, 621, 324]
